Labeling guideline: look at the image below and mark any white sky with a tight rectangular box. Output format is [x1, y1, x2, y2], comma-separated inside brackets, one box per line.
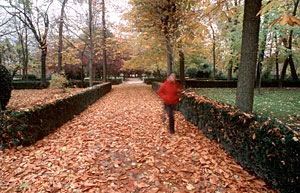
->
[0, 0, 130, 32]
[48, 0, 130, 25]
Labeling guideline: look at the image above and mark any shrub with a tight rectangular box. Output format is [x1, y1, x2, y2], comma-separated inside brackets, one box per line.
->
[185, 57, 213, 79]
[49, 73, 68, 89]
[27, 74, 37, 81]
[12, 81, 49, 90]
[178, 92, 300, 192]
[0, 65, 12, 110]
[152, 82, 300, 192]
[0, 82, 112, 150]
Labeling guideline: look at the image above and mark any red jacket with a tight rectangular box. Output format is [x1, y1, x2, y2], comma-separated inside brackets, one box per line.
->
[158, 80, 182, 105]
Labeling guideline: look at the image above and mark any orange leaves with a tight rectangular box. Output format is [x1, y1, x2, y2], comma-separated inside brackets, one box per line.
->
[256, 1, 281, 16]
[0, 83, 275, 192]
[256, 0, 300, 28]
[6, 88, 86, 112]
[269, 13, 300, 28]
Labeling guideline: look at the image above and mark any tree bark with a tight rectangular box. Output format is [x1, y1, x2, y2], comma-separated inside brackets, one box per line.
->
[58, 0, 68, 74]
[16, 25, 28, 80]
[289, 0, 299, 80]
[166, 35, 173, 74]
[210, 24, 216, 80]
[41, 46, 47, 84]
[279, 0, 299, 85]
[236, 0, 261, 113]
[24, 27, 28, 80]
[227, 62, 232, 80]
[88, 0, 93, 87]
[275, 56, 279, 81]
[279, 59, 289, 87]
[275, 34, 279, 81]
[179, 50, 185, 87]
[225, 0, 239, 80]
[102, 0, 107, 82]
[256, 16, 268, 89]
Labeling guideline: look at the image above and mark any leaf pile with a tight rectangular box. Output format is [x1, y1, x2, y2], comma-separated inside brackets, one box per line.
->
[0, 84, 275, 192]
[6, 88, 86, 112]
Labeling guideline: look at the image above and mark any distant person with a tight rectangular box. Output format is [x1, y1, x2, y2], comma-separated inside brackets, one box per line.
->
[158, 72, 182, 134]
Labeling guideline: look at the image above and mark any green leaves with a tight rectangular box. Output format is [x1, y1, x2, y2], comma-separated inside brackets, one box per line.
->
[18, 182, 29, 191]
[256, 1, 281, 16]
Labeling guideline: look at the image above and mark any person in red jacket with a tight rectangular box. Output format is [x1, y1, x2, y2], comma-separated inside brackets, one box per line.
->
[158, 72, 182, 134]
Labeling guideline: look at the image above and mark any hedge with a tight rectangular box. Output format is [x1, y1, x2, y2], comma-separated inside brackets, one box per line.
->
[11, 80, 105, 89]
[12, 81, 49, 89]
[152, 82, 300, 192]
[150, 79, 300, 88]
[108, 78, 123, 85]
[143, 78, 164, 85]
[0, 82, 111, 150]
[185, 79, 300, 88]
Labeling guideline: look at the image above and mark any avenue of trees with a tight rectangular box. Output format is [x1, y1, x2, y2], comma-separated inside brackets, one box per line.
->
[122, 0, 300, 112]
[1, 0, 300, 112]
[0, 0, 130, 86]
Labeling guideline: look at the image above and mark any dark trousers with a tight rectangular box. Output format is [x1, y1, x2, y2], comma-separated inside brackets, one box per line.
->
[164, 103, 175, 133]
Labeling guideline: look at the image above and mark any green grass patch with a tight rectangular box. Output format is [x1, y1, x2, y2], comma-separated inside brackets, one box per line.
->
[189, 88, 300, 125]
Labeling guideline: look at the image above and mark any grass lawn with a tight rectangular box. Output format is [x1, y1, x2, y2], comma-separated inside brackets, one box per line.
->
[189, 88, 300, 126]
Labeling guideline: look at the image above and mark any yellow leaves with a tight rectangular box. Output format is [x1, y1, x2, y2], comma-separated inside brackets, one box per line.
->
[256, 1, 300, 28]
[203, 0, 211, 7]
[268, 15, 282, 29]
[256, 1, 280, 16]
[220, 12, 227, 22]
[268, 13, 300, 28]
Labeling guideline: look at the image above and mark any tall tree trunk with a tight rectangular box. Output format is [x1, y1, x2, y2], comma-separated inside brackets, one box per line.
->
[16, 26, 26, 80]
[279, 0, 299, 86]
[88, 0, 93, 87]
[39, 13, 49, 86]
[289, 0, 299, 80]
[81, 44, 87, 88]
[24, 27, 28, 80]
[275, 54, 279, 81]
[287, 29, 298, 80]
[41, 46, 47, 85]
[236, 0, 261, 113]
[279, 59, 289, 87]
[179, 50, 185, 88]
[275, 33, 279, 81]
[166, 35, 173, 74]
[58, 0, 68, 74]
[102, 0, 107, 82]
[226, 0, 238, 80]
[210, 24, 216, 80]
[256, 16, 268, 89]
[227, 62, 233, 80]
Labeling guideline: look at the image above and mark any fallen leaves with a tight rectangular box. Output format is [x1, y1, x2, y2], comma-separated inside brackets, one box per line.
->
[6, 88, 86, 112]
[0, 84, 275, 192]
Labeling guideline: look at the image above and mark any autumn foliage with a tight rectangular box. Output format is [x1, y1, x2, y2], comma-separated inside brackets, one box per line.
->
[0, 83, 111, 150]
[165, 88, 300, 192]
[0, 83, 274, 192]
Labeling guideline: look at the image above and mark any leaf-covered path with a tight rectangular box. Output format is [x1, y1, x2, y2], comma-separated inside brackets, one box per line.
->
[0, 82, 274, 192]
